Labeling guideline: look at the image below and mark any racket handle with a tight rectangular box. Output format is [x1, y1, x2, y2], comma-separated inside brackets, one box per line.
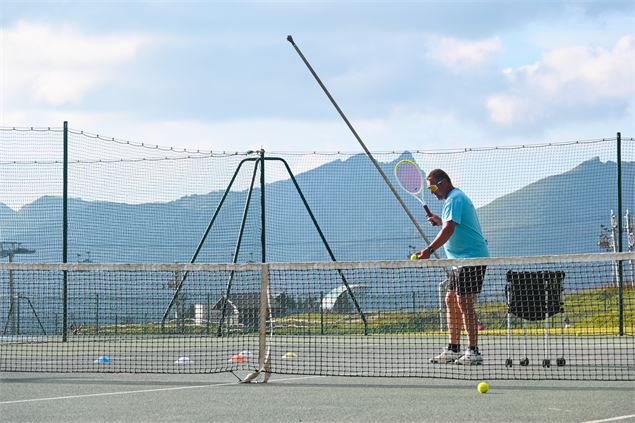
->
[423, 205, 433, 217]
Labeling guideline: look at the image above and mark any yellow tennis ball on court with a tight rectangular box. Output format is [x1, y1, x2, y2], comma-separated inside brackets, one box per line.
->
[410, 253, 418, 261]
[477, 382, 489, 394]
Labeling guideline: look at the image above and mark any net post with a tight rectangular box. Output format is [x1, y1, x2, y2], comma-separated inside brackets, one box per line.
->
[258, 263, 269, 370]
[241, 262, 272, 383]
[62, 121, 68, 342]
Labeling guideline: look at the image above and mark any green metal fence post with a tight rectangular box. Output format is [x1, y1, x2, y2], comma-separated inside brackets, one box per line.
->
[260, 149, 266, 264]
[63, 121, 68, 342]
[617, 132, 624, 336]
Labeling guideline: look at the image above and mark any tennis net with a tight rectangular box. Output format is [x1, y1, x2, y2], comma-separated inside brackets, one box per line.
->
[1, 253, 633, 380]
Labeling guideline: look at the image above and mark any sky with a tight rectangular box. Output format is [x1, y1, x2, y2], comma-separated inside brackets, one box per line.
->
[1, 0, 634, 154]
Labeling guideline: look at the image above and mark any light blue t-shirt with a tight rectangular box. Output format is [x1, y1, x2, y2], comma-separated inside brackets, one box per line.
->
[442, 188, 489, 259]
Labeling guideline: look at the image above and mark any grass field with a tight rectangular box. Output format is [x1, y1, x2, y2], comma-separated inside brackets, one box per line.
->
[66, 286, 634, 337]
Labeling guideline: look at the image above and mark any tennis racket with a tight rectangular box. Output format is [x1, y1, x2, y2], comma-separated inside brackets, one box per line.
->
[394, 159, 433, 218]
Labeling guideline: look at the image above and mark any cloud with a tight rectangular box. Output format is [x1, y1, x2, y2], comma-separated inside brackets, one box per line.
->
[486, 35, 635, 125]
[424, 35, 502, 72]
[1, 20, 153, 107]
[330, 64, 397, 93]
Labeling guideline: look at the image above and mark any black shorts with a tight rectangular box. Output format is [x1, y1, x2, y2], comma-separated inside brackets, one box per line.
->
[447, 266, 487, 295]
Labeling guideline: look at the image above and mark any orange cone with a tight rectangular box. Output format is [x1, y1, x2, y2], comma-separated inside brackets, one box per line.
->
[230, 354, 247, 363]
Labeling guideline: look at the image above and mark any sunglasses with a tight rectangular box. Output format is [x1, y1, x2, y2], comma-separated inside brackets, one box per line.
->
[427, 179, 445, 192]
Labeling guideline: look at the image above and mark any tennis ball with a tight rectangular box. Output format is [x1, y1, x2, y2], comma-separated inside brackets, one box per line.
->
[410, 253, 418, 261]
[477, 382, 489, 394]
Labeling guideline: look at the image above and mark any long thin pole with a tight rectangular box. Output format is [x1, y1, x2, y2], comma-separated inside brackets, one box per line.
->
[62, 121, 68, 342]
[287, 36, 437, 257]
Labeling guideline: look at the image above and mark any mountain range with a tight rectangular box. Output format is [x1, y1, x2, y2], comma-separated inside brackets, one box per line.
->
[2, 154, 634, 333]
[1, 154, 633, 263]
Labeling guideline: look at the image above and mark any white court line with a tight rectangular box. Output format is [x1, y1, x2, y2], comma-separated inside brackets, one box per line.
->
[580, 415, 635, 423]
[0, 375, 324, 405]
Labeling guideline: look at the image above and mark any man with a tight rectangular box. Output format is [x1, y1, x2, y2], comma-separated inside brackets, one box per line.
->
[413, 169, 489, 365]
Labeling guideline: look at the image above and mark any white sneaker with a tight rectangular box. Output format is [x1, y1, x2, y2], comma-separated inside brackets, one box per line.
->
[430, 349, 462, 364]
[455, 349, 483, 365]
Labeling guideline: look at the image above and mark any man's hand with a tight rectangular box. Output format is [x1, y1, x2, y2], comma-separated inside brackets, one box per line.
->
[427, 214, 442, 226]
[414, 248, 432, 260]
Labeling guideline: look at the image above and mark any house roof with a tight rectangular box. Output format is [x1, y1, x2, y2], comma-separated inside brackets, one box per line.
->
[321, 284, 366, 311]
[213, 292, 286, 310]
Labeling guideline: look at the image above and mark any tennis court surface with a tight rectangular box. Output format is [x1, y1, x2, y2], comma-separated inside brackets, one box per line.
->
[2, 372, 634, 422]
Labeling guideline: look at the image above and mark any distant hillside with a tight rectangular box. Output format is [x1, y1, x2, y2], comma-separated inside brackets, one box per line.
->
[0, 204, 15, 230]
[479, 158, 635, 256]
[0, 155, 632, 263]
[0, 152, 440, 262]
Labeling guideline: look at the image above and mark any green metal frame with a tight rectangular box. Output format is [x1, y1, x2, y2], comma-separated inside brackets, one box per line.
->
[160, 151, 368, 334]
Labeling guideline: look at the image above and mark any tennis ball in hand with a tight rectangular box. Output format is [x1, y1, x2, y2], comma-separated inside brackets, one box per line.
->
[477, 382, 489, 394]
[410, 253, 418, 261]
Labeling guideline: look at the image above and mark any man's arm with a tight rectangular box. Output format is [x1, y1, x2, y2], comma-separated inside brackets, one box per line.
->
[416, 220, 456, 259]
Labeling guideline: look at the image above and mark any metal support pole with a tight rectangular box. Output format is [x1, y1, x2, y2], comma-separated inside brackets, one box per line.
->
[260, 149, 266, 264]
[217, 160, 260, 336]
[63, 121, 69, 342]
[161, 157, 258, 327]
[616, 132, 624, 336]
